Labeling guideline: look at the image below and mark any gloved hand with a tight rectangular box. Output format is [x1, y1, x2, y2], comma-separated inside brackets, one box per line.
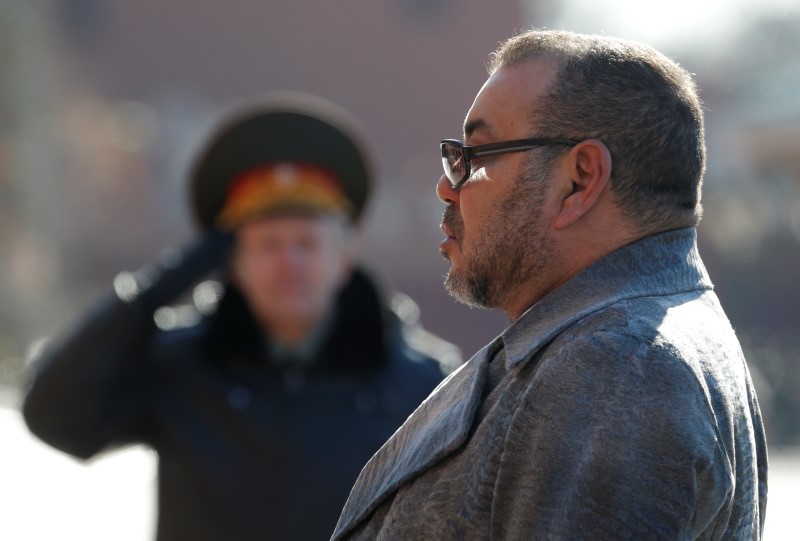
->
[113, 228, 234, 313]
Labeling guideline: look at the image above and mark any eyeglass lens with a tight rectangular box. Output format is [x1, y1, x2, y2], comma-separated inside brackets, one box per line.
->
[441, 143, 465, 186]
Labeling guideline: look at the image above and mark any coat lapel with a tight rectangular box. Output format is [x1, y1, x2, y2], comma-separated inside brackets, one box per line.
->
[331, 340, 497, 540]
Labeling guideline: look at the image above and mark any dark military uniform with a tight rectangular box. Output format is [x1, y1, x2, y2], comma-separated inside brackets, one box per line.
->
[24, 269, 455, 540]
[23, 93, 459, 540]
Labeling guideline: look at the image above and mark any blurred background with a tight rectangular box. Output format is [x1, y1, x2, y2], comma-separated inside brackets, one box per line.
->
[1, 0, 798, 539]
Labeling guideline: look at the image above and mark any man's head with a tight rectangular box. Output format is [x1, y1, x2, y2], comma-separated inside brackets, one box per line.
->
[190, 93, 372, 340]
[437, 30, 706, 320]
[488, 30, 706, 231]
[230, 213, 355, 341]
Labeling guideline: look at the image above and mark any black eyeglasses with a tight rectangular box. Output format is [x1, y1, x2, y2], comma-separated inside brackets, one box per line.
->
[440, 137, 582, 188]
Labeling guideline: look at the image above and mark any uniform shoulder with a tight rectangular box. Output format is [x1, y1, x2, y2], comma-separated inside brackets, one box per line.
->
[147, 280, 223, 354]
[388, 292, 463, 375]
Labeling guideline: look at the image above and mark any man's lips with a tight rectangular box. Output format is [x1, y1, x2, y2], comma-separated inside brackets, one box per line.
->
[441, 206, 462, 242]
[440, 208, 462, 262]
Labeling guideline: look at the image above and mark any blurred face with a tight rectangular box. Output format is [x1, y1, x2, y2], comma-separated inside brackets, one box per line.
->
[436, 61, 562, 317]
[231, 214, 353, 332]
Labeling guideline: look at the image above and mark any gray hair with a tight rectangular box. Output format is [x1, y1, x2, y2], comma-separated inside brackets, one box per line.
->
[488, 30, 706, 232]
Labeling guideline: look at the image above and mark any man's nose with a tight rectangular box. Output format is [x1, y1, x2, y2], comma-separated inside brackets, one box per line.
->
[436, 175, 460, 204]
[274, 245, 305, 269]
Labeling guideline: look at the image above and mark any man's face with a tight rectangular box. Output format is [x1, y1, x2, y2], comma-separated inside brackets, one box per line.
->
[231, 214, 353, 329]
[437, 60, 562, 316]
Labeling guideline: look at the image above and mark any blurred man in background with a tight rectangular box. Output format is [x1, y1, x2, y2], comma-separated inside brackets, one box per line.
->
[23, 93, 457, 541]
[333, 30, 768, 540]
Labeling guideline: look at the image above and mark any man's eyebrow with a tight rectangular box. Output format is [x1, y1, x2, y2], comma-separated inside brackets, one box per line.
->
[463, 118, 493, 140]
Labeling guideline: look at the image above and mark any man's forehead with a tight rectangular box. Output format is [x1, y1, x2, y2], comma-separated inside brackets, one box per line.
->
[462, 118, 495, 140]
[463, 60, 558, 140]
[237, 213, 346, 234]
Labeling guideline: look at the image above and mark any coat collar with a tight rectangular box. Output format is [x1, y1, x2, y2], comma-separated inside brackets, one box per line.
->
[204, 267, 391, 372]
[503, 227, 712, 369]
[332, 228, 713, 539]
[332, 338, 499, 540]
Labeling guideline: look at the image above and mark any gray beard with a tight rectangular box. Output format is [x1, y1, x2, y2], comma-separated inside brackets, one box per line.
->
[442, 156, 553, 313]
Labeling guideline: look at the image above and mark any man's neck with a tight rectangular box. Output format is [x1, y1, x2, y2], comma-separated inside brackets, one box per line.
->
[265, 319, 320, 346]
[503, 223, 644, 322]
[261, 307, 336, 364]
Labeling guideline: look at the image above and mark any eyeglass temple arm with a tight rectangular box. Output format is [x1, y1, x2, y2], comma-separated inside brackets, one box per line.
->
[465, 138, 580, 159]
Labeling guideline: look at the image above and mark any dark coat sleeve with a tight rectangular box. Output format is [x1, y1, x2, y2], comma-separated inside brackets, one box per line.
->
[22, 294, 157, 459]
[22, 231, 232, 459]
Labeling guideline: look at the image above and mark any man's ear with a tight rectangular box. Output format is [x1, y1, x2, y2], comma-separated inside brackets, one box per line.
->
[553, 139, 612, 230]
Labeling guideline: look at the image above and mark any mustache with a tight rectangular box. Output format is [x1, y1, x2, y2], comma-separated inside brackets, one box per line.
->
[441, 205, 463, 238]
